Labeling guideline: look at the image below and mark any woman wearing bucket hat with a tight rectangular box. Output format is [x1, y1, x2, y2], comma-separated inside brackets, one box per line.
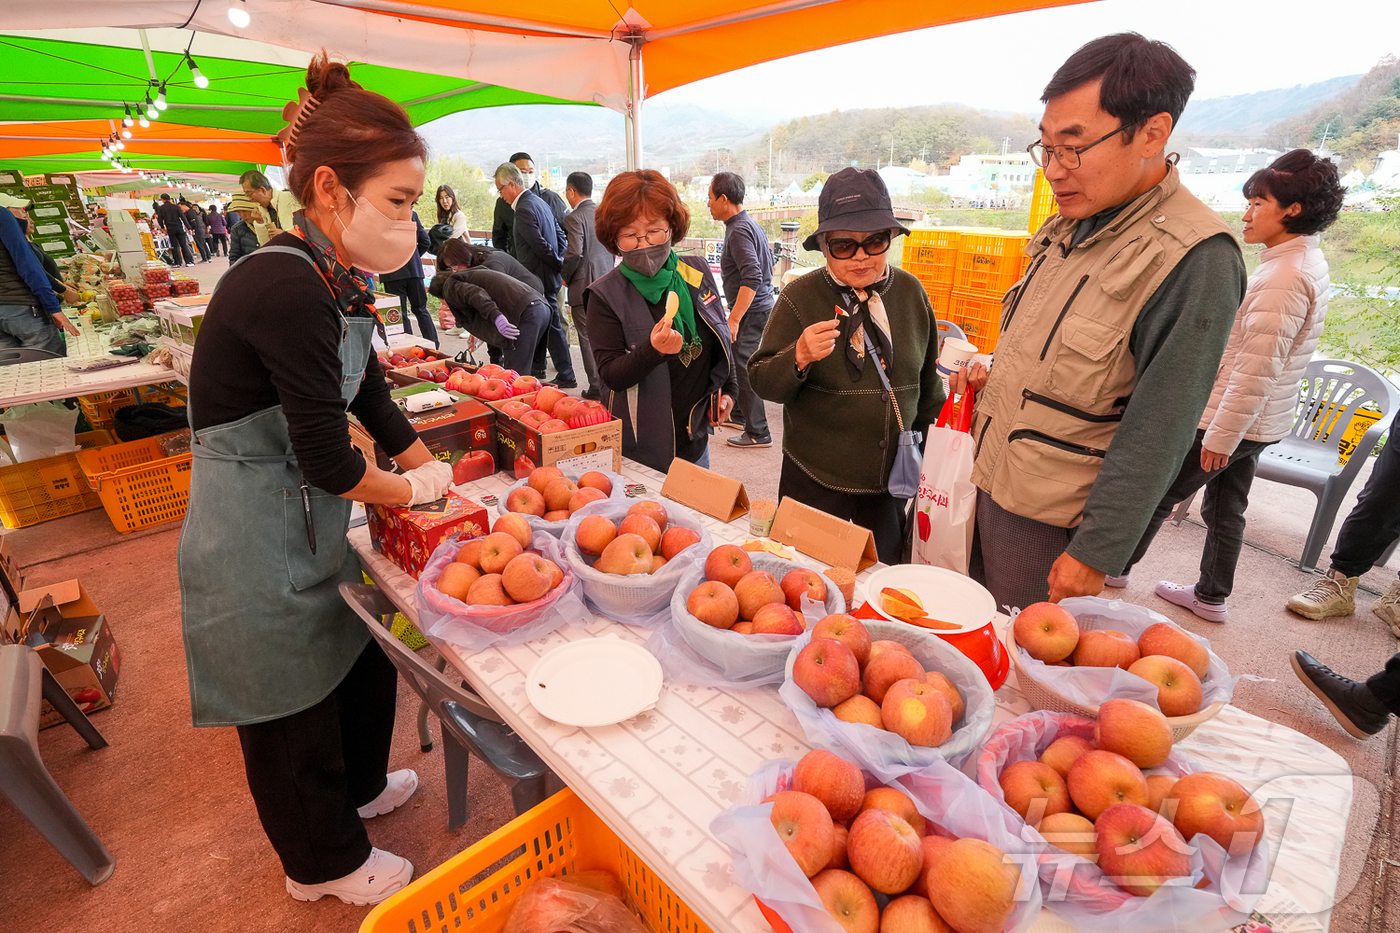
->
[750, 168, 945, 562]
[223, 193, 263, 264]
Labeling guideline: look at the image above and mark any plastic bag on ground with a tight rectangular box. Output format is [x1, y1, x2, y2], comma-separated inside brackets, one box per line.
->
[3, 402, 78, 461]
[417, 530, 588, 650]
[502, 468, 626, 537]
[502, 876, 650, 933]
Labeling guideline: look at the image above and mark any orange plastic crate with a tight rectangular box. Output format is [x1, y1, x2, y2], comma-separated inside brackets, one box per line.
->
[0, 430, 114, 529]
[952, 232, 1031, 296]
[361, 789, 714, 933]
[947, 288, 1006, 353]
[76, 435, 192, 533]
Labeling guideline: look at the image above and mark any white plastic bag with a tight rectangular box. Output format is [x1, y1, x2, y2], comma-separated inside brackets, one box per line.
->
[417, 531, 588, 650]
[502, 468, 627, 537]
[973, 711, 1270, 933]
[911, 392, 977, 573]
[3, 402, 79, 462]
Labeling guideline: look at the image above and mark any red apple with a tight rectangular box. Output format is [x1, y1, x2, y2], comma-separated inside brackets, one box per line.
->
[498, 399, 532, 419]
[781, 569, 828, 611]
[1014, 602, 1081, 663]
[998, 760, 1071, 824]
[881, 679, 953, 748]
[826, 825, 850, 872]
[476, 378, 510, 402]
[527, 466, 564, 494]
[501, 552, 558, 603]
[908, 834, 955, 897]
[731, 620, 755, 635]
[456, 538, 485, 568]
[660, 526, 702, 560]
[1166, 772, 1264, 854]
[1094, 804, 1192, 897]
[1128, 655, 1204, 717]
[532, 385, 566, 414]
[925, 839, 1020, 933]
[648, 554, 668, 574]
[810, 614, 872, 667]
[1037, 812, 1098, 861]
[1073, 630, 1141, 669]
[492, 513, 533, 550]
[752, 602, 804, 635]
[595, 533, 653, 575]
[1095, 698, 1173, 768]
[512, 375, 542, 396]
[567, 486, 608, 513]
[575, 514, 617, 556]
[459, 372, 485, 395]
[865, 640, 913, 671]
[862, 650, 926, 705]
[627, 500, 669, 533]
[846, 808, 923, 894]
[436, 562, 480, 601]
[477, 532, 524, 575]
[551, 395, 583, 423]
[809, 870, 878, 933]
[477, 363, 505, 378]
[537, 418, 570, 434]
[687, 581, 739, 629]
[1137, 622, 1211, 680]
[506, 485, 547, 517]
[705, 544, 753, 588]
[521, 409, 552, 428]
[618, 513, 661, 553]
[832, 695, 884, 729]
[577, 471, 613, 496]
[543, 509, 571, 522]
[859, 787, 925, 836]
[542, 476, 579, 513]
[1040, 735, 1095, 778]
[734, 570, 785, 621]
[793, 638, 861, 708]
[465, 572, 514, 606]
[1067, 750, 1148, 820]
[768, 790, 836, 877]
[880, 895, 954, 933]
[792, 749, 866, 821]
[923, 671, 964, 723]
[1145, 774, 1178, 817]
[452, 449, 495, 484]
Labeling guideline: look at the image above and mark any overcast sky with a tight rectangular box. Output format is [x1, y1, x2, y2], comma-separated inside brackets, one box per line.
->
[652, 0, 1400, 119]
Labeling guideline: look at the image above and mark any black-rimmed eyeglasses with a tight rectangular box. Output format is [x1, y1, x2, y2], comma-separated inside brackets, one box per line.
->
[1027, 120, 1143, 170]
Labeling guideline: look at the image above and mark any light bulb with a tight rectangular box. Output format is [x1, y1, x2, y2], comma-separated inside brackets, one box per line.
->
[123, 105, 134, 127]
[188, 57, 209, 89]
[121, 127, 132, 139]
[138, 114, 149, 128]
[155, 86, 168, 110]
[228, 1, 250, 28]
[146, 99, 159, 119]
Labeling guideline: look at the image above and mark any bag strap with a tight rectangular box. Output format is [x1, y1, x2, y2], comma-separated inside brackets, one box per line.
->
[863, 332, 907, 433]
[934, 386, 976, 433]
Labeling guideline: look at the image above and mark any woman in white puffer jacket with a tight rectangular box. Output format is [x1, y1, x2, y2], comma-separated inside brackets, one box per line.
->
[1106, 149, 1347, 622]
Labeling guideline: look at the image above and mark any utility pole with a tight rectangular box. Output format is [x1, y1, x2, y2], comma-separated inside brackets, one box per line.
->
[768, 132, 773, 194]
[890, 134, 895, 167]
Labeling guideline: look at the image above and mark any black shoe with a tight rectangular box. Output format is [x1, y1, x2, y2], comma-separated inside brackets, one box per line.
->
[531, 370, 547, 380]
[1291, 651, 1391, 739]
[581, 387, 601, 401]
[546, 378, 578, 389]
[726, 434, 772, 449]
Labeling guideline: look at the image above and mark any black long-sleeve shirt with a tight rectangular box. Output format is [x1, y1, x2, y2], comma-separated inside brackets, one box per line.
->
[190, 234, 417, 494]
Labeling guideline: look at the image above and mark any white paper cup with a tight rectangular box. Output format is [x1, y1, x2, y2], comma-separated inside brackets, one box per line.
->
[937, 337, 979, 377]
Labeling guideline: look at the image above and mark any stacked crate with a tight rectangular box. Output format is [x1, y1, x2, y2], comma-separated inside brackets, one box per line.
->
[1028, 170, 1057, 233]
[902, 228, 1030, 353]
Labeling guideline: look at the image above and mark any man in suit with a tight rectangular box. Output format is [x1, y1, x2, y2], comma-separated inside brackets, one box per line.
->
[491, 151, 567, 254]
[380, 209, 436, 345]
[495, 162, 576, 387]
[561, 171, 611, 400]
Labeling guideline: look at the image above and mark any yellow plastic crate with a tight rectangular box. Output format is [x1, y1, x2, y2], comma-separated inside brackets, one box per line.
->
[361, 789, 714, 933]
[947, 288, 1007, 353]
[0, 430, 114, 529]
[76, 435, 192, 533]
[952, 232, 1031, 296]
[1029, 170, 1057, 232]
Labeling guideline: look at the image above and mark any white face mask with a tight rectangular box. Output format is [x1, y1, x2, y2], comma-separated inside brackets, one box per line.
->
[520, 173, 536, 189]
[333, 196, 418, 274]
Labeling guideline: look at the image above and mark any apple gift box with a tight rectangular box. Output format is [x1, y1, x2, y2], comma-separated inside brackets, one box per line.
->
[973, 711, 1270, 933]
[710, 757, 1043, 933]
[646, 554, 847, 690]
[502, 468, 627, 537]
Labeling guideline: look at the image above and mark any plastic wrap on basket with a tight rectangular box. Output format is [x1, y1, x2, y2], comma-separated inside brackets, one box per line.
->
[647, 555, 847, 689]
[417, 531, 588, 650]
[778, 619, 995, 778]
[560, 498, 711, 626]
[502, 469, 627, 537]
[973, 711, 1270, 933]
[710, 758, 1043, 933]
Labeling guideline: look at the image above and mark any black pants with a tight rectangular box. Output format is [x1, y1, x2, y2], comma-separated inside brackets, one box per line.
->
[1366, 654, 1400, 715]
[168, 231, 195, 266]
[530, 295, 576, 383]
[779, 455, 906, 564]
[731, 307, 772, 441]
[969, 491, 1074, 612]
[209, 233, 228, 256]
[569, 303, 600, 392]
[191, 231, 211, 261]
[1122, 428, 1274, 604]
[235, 641, 398, 885]
[384, 276, 437, 346]
[1330, 411, 1400, 578]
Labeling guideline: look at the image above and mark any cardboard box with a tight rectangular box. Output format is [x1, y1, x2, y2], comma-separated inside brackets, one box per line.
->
[16, 581, 119, 728]
[0, 169, 21, 186]
[351, 395, 498, 483]
[0, 536, 23, 606]
[488, 392, 623, 477]
[769, 497, 879, 572]
[385, 358, 453, 387]
[366, 491, 489, 578]
[661, 457, 749, 522]
[29, 201, 69, 222]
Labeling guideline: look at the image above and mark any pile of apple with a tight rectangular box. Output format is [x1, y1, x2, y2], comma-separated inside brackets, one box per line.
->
[495, 383, 611, 432]
[574, 500, 701, 575]
[995, 698, 1263, 897]
[768, 748, 1020, 933]
[506, 466, 614, 522]
[443, 364, 539, 399]
[791, 617, 966, 750]
[684, 545, 829, 635]
[434, 514, 566, 607]
[1014, 603, 1210, 717]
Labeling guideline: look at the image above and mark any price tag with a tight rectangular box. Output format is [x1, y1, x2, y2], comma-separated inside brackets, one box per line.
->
[556, 449, 615, 475]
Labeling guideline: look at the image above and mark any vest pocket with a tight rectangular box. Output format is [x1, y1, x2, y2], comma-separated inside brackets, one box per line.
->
[282, 488, 351, 591]
[1044, 315, 1129, 408]
[995, 429, 1104, 527]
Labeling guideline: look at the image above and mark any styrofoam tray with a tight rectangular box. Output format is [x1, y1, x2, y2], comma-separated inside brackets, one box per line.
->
[526, 637, 664, 727]
[863, 564, 995, 633]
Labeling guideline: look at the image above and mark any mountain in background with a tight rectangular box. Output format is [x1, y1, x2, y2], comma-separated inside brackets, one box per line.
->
[1173, 74, 1364, 143]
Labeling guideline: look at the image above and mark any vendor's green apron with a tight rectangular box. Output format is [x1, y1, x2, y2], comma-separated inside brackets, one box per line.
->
[178, 246, 375, 727]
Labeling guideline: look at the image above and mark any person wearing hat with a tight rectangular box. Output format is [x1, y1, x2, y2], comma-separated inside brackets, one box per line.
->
[749, 168, 944, 562]
[225, 194, 263, 264]
[0, 193, 78, 355]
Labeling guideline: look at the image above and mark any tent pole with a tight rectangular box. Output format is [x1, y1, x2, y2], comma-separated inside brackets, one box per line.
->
[627, 39, 645, 170]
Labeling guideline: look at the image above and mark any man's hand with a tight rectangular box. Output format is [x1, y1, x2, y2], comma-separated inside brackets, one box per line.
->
[948, 362, 989, 397]
[1200, 447, 1230, 472]
[1047, 552, 1105, 603]
[717, 394, 735, 423]
[61, 286, 82, 305]
[52, 313, 80, 337]
[795, 318, 841, 370]
[728, 314, 741, 340]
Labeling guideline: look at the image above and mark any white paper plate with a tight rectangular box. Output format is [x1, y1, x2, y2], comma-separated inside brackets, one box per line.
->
[864, 565, 996, 633]
[526, 637, 664, 727]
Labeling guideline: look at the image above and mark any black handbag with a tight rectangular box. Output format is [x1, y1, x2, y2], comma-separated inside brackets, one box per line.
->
[866, 335, 922, 500]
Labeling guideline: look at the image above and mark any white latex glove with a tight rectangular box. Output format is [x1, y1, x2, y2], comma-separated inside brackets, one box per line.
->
[401, 459, 453, 506]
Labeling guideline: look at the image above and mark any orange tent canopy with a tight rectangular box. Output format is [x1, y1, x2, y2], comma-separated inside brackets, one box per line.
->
[0, 120, 281, 164]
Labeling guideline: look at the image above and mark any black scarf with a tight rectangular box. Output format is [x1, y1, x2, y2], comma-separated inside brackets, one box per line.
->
[825, 267, 894, 382]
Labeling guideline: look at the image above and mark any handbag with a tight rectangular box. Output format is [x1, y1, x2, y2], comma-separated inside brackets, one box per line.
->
[911, 388, 978, 573]
[865, 335, 923, 500]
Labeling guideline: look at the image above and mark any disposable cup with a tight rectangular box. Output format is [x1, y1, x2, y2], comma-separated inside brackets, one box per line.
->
[936, 336, 979, 377]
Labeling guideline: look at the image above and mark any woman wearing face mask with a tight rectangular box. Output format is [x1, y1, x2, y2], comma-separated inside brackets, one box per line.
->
[436, 184, 469, 240]
[585, 170, 736, 473]
[178, 54, 451, 907]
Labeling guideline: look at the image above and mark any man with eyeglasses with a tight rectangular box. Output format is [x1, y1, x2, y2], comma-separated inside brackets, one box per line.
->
[491, 151, 568, 256]
[951, 32, 1245, 610]
[494, 162, 577, 388]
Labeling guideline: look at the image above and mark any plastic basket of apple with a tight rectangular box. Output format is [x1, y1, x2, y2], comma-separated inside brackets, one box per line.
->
[656, 549, 848, 686]
[1009, 597, 1238, 742]
[560, 498, 712, 625]
[711, 754, 1042, 933]
[501, 465, 627, 536]
[415, 526, 588, 651]
[779, 616, 996, 777]
[973, 709, 1270, 933]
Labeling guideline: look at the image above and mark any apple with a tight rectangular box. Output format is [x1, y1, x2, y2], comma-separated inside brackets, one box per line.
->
[543, 509, 571, 522]
[908, 834, 955, 897]
[1040, 735, 1095, 778]
[859, 787, 925, 836]
[734, 570, 785, 620]
[752, 603, 805, 635]
[506, 486, 547, 517]
[705, 544, 753, 588]
[477, 363, 505, 378]
[568, 486, 608, 513]
[436, 562, 480, 601]
[452, 449, 495, 484]
[575, 515, 618, 556]
[925, 839, 1021, 933]
[1166, 772, 1264, 854]
[1073, 629, 1141, 669]
[846, 807, 923, 894]
[826, 824, 850, 871]
[810, 614, 871, 667]
[1095, 698, 1173, 768]
[492, 513, 533, 550]
[998, 760, 1071, 824]
[809, 869, 878, 933]
[649, 555, 668, 574]
[542, 477, 579, 512]
[459, 372, 485, 395]
[881, 895, 954, 933]
[1145, 774, 1178, 817]
[1094, 804, 1192, 897]
[532, 385, 566, 413]
[768, 790, 836, 877]
[499, 399, 533, 419]
[1037, 811, 1098, 860]
[731, 620, 756, 634]
[1014, 602, 1081, 663]
[477, 532, 524, 574]
[537, 419, 570, 434]
[687, 581, 738, 628]
[456, 538, 485, 568]
[527, 466, 565, 494]
[552, 396, 583, 424]
[781, 569, 828, 611]
[865, 640, 913, 671]
[793, 749, 865, 820]
[476, 378, 510, 402]
[578, 471, 613, 496]
[793, 638, 861, 708]
[660, 526, 702, 560]
[881, 678, 953, 747]
[512, 375, 542, 395]
[595, 533, 653, 575]
[1067, 750, 1149, 820]
[923, 671, 965, 723]
[521, 410, 552, 429]
[501, 553, 558, 603]
[832, 694, 884, 729]
[862, 650, 926, 705]
[1137, 622, 1211, 680]
[1128, 655, 1204, 717]
[465, 573, 514, 606]
[627, 500, 669, 533]
[618, 513, 662, 553]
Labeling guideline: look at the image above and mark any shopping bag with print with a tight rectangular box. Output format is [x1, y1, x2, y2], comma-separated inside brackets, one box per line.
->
[911, 388, 977, 572]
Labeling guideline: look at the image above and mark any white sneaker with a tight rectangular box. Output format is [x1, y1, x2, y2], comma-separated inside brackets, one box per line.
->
[286, 847, 413, 905]
[1154, 581, 1229, 623]
[357, 769, 418, 818]
[443, 326, 464, 336]
[1103, 573, 1131, 588]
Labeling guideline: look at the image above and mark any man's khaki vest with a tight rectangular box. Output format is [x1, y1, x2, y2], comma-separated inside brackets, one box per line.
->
[970, 165, 1233, 527]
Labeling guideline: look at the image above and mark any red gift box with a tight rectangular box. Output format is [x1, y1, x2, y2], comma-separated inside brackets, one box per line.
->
[366, 491, 489, 578]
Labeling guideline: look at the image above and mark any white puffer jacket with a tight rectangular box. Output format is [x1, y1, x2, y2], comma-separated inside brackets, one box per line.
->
[1200, 235, 1329, 454]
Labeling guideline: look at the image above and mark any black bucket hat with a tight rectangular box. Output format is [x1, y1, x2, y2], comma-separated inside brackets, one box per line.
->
[803, 167, 911, 251]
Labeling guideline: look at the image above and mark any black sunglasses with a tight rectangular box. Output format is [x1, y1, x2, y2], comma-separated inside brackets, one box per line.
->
[825, 231, 892, 260]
